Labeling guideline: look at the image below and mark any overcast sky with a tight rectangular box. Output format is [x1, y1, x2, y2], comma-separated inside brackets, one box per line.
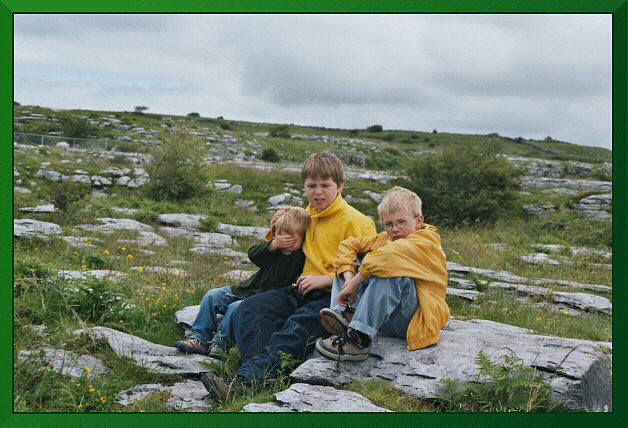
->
[14, 14, 612, 150]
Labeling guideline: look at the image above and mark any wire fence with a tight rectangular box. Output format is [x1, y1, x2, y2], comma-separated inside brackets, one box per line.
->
[13, 132, 145, 151]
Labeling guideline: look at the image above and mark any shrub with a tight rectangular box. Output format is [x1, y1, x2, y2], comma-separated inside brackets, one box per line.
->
[260, 148, 280, 162]
[49, 181, 92, 211]
[349, 129, 359, 136]
[62, 118, 93, 138]
[367, 124, 383, 133]
[187, 112, 200, 117]
[268, 125, 290, 138]
[403, 145, 521, 224]
[437, 350, 556, 412]
[144, 133, 211, 201]
[432, 129, 438, 134]
[380, 134, 395, 141]
[218, 120, 231, 130]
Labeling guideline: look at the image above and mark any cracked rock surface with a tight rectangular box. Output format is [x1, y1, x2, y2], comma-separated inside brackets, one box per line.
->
[290, 319, 611, 411]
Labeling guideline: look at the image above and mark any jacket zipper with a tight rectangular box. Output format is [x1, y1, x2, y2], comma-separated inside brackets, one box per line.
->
[312, 218, 320, 240]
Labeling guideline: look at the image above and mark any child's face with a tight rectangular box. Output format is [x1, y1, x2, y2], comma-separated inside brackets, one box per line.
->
[304, 177, 344, 212]
[382, 209, 424, 241]
[279, 232, 304, 255]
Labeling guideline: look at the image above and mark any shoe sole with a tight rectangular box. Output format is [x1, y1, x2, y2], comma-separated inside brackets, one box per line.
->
[201, 373, 230, 402]
[319, 309, 350, 337]
[315, 338, 369, 362]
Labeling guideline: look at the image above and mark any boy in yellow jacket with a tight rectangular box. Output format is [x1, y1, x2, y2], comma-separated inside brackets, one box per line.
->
[316, 186, 449, 363]
[202, 152, 376, 401]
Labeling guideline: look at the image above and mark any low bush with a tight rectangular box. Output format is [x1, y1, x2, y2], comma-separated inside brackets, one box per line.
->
[268, 126, 290, 139]
[260, 148, 280, 162]
[403, 145, 521, 224]
[49, 181, 92, 211]
[144, 133, 211, 202]
[366, 124, 383, 133]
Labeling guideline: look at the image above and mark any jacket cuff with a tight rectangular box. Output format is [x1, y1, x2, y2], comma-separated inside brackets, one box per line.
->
[358, 264, 372, 278]
[336, 264, 356, 275]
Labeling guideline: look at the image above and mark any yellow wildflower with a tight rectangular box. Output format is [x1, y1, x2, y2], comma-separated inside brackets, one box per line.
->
[138, 267, 144, 273]
[535, 317, 541, 322]
[186, 288, 191, 293]
[161, 282, 166, 286]
[103, 250, 109, 255]
[121, 247, 126, 251]
[163, 304, 167, 308]
[223, 256, 229, 260]
[83, 366, 91, 372]
[161, 286, 167, 290]
[78, 404, 83, 409]
[81, 265, 87, 269]
[82, 238, 88, 242]
[174, 294, 180, 300]
[127, 254, 134, 259]
[76, 383, 81, 387]
[73, 251, 78, 255]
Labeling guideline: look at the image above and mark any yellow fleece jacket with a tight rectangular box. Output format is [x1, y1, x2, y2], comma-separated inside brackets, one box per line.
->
[266, 194, 376, 286]
[334, 225, 449, 350]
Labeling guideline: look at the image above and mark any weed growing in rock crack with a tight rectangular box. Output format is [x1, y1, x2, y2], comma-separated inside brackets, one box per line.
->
[436, 350, 558, 412]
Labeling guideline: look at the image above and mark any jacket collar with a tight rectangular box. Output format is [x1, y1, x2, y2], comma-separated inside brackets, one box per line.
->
[306, 194, 347, 219]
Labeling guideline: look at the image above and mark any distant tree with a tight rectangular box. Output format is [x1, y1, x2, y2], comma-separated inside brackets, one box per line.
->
[62, 118, 93, 138]
[545, 136, 553, 141]
[349, 129, 358, 137]
[260, 148, 280, 162]
[144, 133, 210, 201]
[134, 106, 148, 114]
[218, 119, 231, 130]
[367, 124, 383, 133]
[432, 129, 438, 134]
[187, 112, 200, 117]
[268, 125, 290, 138]
[403, 144, 521, 224]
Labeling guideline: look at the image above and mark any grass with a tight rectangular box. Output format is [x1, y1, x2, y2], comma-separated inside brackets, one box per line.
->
[12, 110, 613, 412]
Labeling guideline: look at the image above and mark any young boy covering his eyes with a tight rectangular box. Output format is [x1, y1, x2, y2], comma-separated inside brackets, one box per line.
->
[315, 186, 450, 363]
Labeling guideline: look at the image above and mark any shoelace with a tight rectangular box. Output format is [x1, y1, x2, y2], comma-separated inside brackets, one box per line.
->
[331, 334, 351, 368]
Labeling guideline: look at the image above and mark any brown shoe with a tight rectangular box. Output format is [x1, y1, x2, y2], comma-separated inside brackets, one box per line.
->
[319, 307, 355, 336]
[200, 372, 233, 402]
[315, 329, 372, 363]
[173, 337, 208, 355]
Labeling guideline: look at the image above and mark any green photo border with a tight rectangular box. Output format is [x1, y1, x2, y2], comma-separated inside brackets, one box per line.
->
[1, 1, 625, 426]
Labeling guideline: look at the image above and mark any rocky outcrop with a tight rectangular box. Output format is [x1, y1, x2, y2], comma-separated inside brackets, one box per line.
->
[572, 194, 611, 220]
[14, 219, 63, 238]
[115, 380, 211, 411]
[521, 177, 611, 192]
[18, 204, 57, 213]
[57, 269, 128, 281]
[156, 214, 204, 229]
[242, 383, 390, 412]
[73, 327, 218, 376]
[75, 218, 154, 233]
[117, 231, 168, 247]
[18, 347, 111, 378]
[290, 319, 611, 412]
[215, 223, 268, 240]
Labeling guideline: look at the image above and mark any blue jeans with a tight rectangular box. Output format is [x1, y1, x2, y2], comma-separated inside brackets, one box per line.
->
[330, 274, 418, 340]
[191, 285, 239, 346]
[232, 286, 331, 382]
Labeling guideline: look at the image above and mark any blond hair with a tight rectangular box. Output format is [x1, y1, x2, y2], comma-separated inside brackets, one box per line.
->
[377, 186, 422, 220]
[301, 152, 344, 186]
[272, 206, 311, 237]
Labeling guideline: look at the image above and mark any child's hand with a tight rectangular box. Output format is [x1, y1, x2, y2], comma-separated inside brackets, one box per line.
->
[342, 271, 355, 282]
[296, 275, 332, 296]
[269, 227, 297, 251]
[337, 281, 359, 307]
[269, 209, 286, 235]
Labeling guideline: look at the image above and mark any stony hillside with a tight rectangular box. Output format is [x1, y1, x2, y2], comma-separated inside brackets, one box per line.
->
[13, 104, 612, 413]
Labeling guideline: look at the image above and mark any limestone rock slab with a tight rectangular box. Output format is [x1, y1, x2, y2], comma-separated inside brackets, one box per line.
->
[14, 219, 62, 237]
[242, 383, 390, 412]
[74, 326, 217, 375]
[18, 346, 111, 378]
[290, 319, 611, 411]
[157, 214, 204, 229]
[76, 218, 154, 233]
[115, 380, 211, 411]
[215, 223, 268, 240]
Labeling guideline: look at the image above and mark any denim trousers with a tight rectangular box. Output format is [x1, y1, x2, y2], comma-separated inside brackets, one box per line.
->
[330, 274, 418, 340]
[190, 285, 240, 346]
[232, 286, 330, 382]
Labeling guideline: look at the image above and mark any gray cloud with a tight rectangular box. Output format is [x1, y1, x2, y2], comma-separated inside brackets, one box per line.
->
[13, 14, 612, 149]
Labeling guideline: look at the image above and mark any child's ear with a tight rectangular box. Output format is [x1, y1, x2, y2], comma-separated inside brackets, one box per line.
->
[337, 182, 344, 193]
[416, 215, 424, 230]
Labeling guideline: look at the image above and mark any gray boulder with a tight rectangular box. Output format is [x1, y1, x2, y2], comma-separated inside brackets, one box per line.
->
[157, 214, 204, 228]
[76, 218, 154, 233]
[14, 187, 32, 195]
[522, 204, 557, 217]
[57, 269, 128, 281]
[90, 175, 113, 187]
[521, 253, 562, 265]
[521, 177, 611, 192]
[115, 380, 211, 411]
[290, 319, 611, 411]
[18, 204, 57, 213]
[60, 236, 101, 248]
[117, 231, 168, 247]
[572, 194, 612, 220]
[581, 357, 612, 412]
[14, 219, 62, 237]
[160, 226, 237, 247]
[242, 383, 391, 412]
[73, 327, 218, 375]
[34, 168, 65, 182]
[18, 347, 111, 378]
[215, 223, 268, 240]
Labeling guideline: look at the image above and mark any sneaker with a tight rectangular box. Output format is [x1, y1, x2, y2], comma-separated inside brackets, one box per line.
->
[201, 372, 237, 403]
[319, 307, 355, 336]
[173, 338, 209, 355]
[207, 342, 227, 360]
[315, 329, 372, 363]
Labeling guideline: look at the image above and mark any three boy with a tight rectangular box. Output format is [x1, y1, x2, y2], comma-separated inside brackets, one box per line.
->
[201, 152, 376, 401]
